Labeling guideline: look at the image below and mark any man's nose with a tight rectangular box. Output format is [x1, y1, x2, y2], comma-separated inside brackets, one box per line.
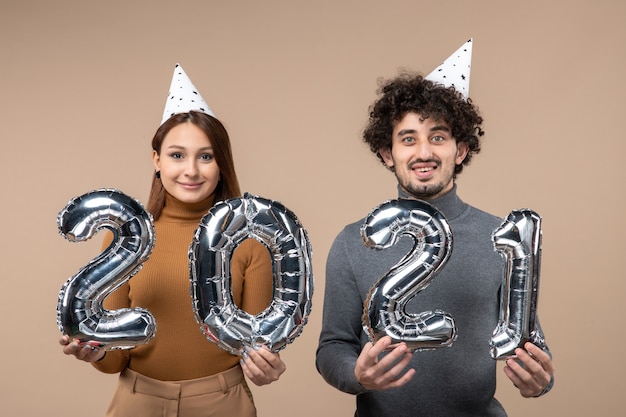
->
[415, 140, 433, 160]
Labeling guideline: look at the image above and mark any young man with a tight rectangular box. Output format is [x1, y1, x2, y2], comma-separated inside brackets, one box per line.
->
[316, 40, 555, 417]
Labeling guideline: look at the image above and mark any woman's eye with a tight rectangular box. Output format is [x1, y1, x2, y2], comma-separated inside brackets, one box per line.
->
[170, 152, 183, 159]
[200, 154, 214, 161]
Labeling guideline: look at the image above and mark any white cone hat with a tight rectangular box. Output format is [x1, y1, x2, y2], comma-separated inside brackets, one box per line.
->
[161, 64, 215, 125]
[426, 39, 473, 99]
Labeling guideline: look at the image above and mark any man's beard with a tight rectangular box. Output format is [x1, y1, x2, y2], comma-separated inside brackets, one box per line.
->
[396, 175, 446, 200]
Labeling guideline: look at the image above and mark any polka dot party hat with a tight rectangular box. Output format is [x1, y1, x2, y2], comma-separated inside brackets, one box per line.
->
[161, 63, 215, 125]
[425, 39, 473, 99]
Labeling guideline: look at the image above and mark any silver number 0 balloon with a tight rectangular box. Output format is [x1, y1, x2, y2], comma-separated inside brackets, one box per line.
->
[489, 209, 546, 360]
[189, 193, 313, 356]
[361, 199, 456, 351]
[56, 189, 156, 350]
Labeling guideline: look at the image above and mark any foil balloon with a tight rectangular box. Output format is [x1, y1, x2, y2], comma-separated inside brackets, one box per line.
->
[57, 189, 156, 350]
[189, 193, 313, 356]
[489, 209, 546, 360]
[361, 198, 456, 351]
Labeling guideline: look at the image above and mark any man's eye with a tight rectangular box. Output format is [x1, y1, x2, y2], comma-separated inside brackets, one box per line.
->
[402, 136, 414, 143]
[431, 135, 444, 142]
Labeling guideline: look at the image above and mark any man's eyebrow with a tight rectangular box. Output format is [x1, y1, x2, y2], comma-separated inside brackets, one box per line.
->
[430, 125, 451, 133]
[396, 126, 450, 137]
[396, 129, 417, 137]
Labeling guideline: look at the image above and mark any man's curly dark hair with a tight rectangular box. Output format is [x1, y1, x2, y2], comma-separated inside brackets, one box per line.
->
[363, 72, 484, 176]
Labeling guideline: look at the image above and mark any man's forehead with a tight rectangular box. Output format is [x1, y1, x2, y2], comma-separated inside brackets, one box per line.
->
[394, 112, 451, 129]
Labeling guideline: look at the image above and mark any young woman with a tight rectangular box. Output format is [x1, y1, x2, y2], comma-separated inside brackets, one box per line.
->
[59, 109, 285, 417]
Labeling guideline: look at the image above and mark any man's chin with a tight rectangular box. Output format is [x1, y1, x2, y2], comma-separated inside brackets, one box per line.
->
[403, 184, 445, 200]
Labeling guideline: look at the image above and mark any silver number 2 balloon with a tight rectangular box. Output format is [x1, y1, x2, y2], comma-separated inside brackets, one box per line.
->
[189, 193, 314, 356]
[489, 209, 546, 360]
[361, 199, 456, 351]
[56, 189, 157, 350]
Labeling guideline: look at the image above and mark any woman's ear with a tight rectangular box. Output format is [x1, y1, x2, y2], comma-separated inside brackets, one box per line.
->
[152, 149, 161, 171]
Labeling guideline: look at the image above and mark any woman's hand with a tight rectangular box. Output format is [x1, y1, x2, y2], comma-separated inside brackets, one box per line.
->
[59, 335, 106, 362]
[240, 346, 286, 386]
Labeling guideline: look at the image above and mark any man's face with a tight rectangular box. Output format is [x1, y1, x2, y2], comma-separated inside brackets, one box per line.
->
[379, 112, 468, 200]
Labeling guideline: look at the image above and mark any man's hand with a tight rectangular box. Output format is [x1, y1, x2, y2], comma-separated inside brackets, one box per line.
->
[503, 342, 555, 397]
[355, 336, 415, 391]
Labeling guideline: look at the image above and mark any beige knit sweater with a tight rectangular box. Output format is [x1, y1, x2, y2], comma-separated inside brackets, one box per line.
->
[92, 192, 273, 381]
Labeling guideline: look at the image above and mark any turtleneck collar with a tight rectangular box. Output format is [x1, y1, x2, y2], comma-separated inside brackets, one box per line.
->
[397, 183, 468, 221]
[159, 192, 216, 223]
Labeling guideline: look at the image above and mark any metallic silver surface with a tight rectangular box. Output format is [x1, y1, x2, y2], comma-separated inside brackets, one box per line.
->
[56, 189, 156, 350]
[361, 198, 456, 351]
[189, 193, 313, 356]
[490, 209, 546, 360]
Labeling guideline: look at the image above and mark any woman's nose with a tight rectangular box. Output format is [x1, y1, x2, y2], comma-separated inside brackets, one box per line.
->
[185, 161, 199, 176]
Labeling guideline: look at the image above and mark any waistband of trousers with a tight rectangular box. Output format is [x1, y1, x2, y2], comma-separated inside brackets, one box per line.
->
[119, 366, 245, 400]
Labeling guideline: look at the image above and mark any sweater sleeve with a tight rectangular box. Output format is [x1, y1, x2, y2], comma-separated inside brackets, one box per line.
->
[315, 228, 368, 395]
[232, 238, 274, 315]
[90, 231, 132, 374]
[533, 316, 555, 396]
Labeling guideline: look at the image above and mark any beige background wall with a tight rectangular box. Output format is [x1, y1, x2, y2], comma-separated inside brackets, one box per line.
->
[1, 1, 624, 415]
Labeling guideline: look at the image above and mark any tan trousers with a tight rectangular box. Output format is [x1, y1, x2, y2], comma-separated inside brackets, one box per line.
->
[105, 366, 257, 417]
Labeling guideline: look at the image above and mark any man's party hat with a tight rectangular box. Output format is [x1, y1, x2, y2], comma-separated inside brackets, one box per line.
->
[426, 39, 473, 99]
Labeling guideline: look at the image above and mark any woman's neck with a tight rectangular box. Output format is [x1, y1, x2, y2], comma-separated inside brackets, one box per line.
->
[159, 192, 216, 223]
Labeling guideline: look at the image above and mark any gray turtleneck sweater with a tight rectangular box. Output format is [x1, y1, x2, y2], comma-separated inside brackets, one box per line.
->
[316, 185, 551, 416]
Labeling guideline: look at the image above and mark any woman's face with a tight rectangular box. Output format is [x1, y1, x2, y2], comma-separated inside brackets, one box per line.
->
[152, 122, 220, 204]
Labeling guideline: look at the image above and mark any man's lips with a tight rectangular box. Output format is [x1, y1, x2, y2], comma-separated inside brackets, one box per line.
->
[410, 161, 438, 170]
[410, 161, 438, 178]
[413, 166, 435, 172]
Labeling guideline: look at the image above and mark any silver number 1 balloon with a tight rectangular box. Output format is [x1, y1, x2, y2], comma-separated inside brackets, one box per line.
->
[489, 209, 546, 360]
[56, 189, 156, 350]
[361, 199, 456, 351]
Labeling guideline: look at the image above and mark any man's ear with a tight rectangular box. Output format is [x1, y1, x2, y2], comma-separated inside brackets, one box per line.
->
[379, 147, 394, 169]
[455, 142, 469, 165]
